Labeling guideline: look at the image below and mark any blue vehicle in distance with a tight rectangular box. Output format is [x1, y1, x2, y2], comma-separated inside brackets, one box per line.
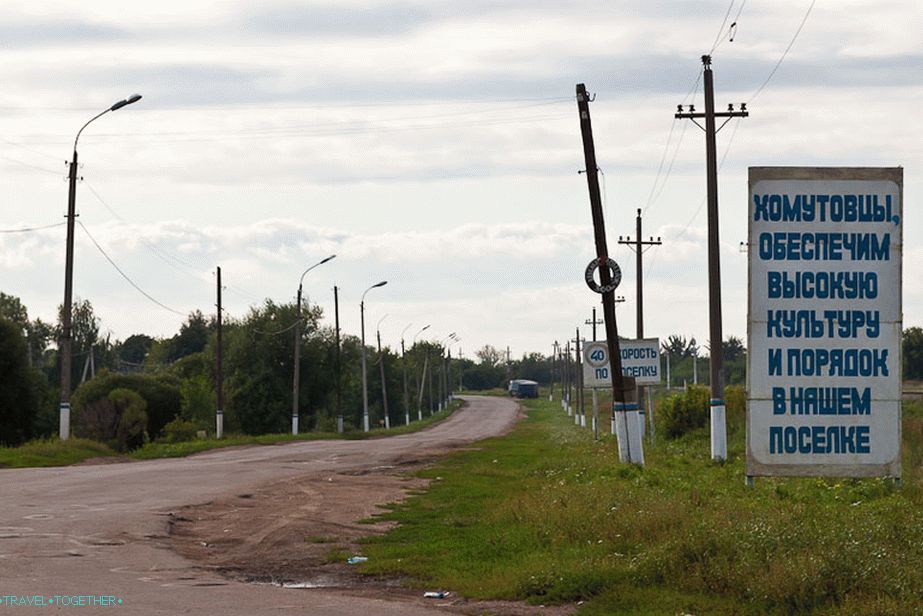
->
[508, 379, 539, 399]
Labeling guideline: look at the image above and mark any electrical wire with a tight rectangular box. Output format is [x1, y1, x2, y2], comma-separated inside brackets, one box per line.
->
[251, 319, 304, 336]
[0, 222, 65, 234]
[709, 1, 737, 54]
[77, 220, 186, 316]
[748, 0, 816, 103]
[82, 181, 261, 303]
[0, 155, 62, 176]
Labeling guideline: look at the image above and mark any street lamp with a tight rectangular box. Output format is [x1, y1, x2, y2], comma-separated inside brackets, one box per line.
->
[400, 323, 413, 425]
[438, 333, 456, 411]
[59, 93, 142, 441]
[292, 254, 336, 435]
[413, 324, 430, 421]
[361, 280, 388, 432]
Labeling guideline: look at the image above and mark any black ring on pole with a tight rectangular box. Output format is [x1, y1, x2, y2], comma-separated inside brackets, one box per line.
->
[584, 257, 621, 294]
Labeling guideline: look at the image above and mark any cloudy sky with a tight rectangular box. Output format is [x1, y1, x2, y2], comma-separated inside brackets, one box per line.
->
[1, 0, 920, 357]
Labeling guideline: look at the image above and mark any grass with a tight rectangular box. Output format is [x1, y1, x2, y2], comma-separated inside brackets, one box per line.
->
[0, 437, 119, 468]
[0, 401, 462, 468]
[359, 396, 923, 615]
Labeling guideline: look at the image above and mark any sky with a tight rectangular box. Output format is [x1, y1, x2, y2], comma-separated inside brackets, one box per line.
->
[0, 0, 920, 358]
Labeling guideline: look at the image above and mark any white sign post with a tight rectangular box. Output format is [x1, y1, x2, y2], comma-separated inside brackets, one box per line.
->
[747, 167, 902, 479]
[583, 338, 661, 387]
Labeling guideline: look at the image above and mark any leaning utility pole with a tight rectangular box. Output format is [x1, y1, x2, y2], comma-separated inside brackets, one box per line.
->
[576, 83, 642, 464]
[675, 54, 748, 462]
[215, 266, 224, 439]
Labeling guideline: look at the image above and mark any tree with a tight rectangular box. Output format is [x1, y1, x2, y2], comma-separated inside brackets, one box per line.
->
[662, 335, 697, 359]
[0, 293, 28, 332]
[55, 298, 101, 387]
[475, 345, 504, 367]
[119, 334, 154, 365]
[0, 292, 54, 367]
[0, 318, 38, 445]
[169, 310, 212, 362]
[904, 327, 923, 381]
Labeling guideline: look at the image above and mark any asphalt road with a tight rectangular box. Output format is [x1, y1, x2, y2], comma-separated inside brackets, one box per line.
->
[0, 395, 520, 615]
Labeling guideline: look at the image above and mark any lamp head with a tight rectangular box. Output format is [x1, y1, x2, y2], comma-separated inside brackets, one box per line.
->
[110, 93, 142, 111]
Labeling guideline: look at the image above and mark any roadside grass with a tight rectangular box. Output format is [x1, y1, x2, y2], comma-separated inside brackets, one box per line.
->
[359, 396, 923, 615]
[0, 437, 119, 468]
[0, 401, 461, 467]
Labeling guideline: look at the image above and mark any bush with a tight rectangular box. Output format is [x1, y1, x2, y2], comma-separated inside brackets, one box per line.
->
[158, 417, 204, 443]
[724, 384, 746, 436]
[72, 372, 181, 438]
[74, 388, 148, 452]
[658, 385, 710, 438]
[111, 389, 148, 451]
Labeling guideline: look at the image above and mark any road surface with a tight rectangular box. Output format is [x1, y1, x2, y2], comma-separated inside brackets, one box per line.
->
[0, 396, 519, 615]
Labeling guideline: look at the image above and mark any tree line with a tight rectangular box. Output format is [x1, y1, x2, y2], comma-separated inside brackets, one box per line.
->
[1, 290, 921, 448]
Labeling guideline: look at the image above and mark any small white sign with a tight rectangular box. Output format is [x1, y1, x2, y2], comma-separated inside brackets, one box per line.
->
[583, 338, 661, 387]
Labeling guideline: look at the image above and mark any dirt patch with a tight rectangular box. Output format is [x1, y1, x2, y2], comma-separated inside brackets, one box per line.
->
[170, 407, 572, 615]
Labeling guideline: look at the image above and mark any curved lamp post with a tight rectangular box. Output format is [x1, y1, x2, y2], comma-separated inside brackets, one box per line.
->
[59, 94, 142, 441]
[361, 281, 388, 432]
[438, 333, 456, 410]
[292, 254, 336, 434]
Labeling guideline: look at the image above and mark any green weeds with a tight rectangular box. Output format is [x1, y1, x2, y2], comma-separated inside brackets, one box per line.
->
[361, 397, 923, 615]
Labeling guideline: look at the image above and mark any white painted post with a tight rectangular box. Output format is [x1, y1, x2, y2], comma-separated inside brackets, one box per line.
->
[59, 403, 70, 441]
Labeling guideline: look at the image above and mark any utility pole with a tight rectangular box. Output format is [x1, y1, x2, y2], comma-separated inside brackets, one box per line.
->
[377, 328, 389, 429]
[572, 327, 584, 428]
[334, 286, 343, 433]
[564, 341, 571, 415]
[675, 55, 747, 461]
[585, 307, 604, 342]
[618, 208, 662, 438]
[292, 285, 303, 435]
[550, 341, 558, 401]
[401, 333, 410, 426]
[576, 83, 642, 464]
[215, 266, 224, 439]
[618, 209, 662, 339]
[417, 352, 428, 420]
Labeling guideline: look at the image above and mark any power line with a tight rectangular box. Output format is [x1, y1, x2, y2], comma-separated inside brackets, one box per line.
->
[749, 0, 816, 102]
[0, 137, 62, 162]
[0, 95, 575, 114]
[643, 117, 742, 285]
[0, 222, 65, 234]
[0, 154, 62, 176]
[77, 221, 186, 316]
[82, 181, 261, 303]
[642, 69, 700, 216]
[84, 111, 574, 144]
[709, 1, 737, 54]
